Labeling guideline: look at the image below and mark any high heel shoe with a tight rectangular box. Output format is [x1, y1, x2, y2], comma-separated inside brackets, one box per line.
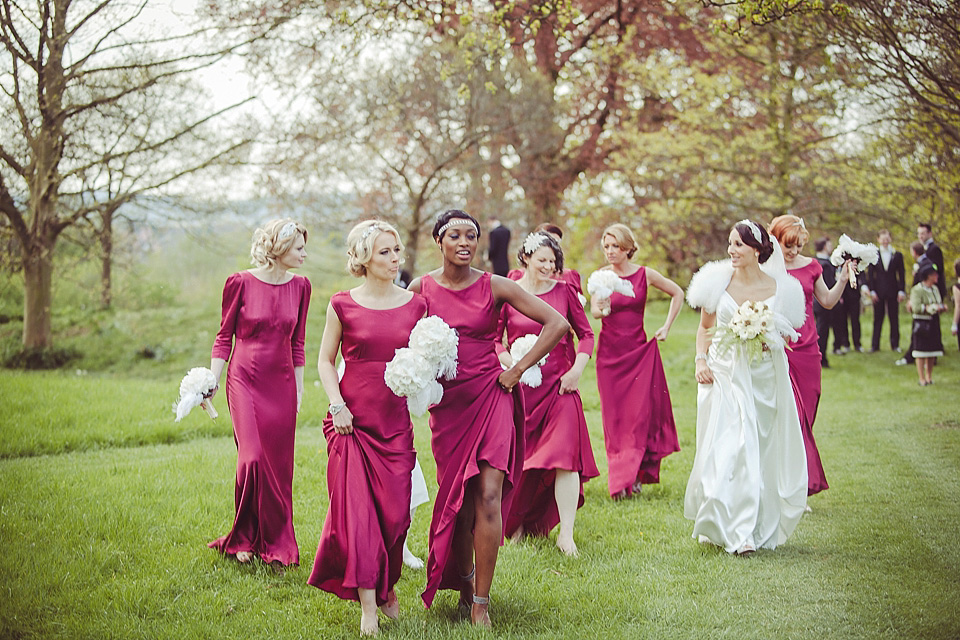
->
[471, 594, 491, 627]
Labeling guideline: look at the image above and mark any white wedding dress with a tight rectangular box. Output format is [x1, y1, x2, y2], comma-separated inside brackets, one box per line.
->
[684, 288, 808, 554]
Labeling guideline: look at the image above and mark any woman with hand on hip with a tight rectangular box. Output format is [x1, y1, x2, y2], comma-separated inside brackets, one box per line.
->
[308, 220, 426, 636]
[498, 232, 599, 556]
[590, 223, 683, 500]
[409, 210, 568, 626]
[767, 215, 849, 499]
[685, 220, 808, 554]
[208, 218, 311, 568]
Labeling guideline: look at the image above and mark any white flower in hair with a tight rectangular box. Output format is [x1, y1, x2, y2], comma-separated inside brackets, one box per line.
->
[509, 333, 548, 388]
[173, 367, 218, 422]
[523, 232, 547, 255]
[587, 269, 635, 302]
[408, 316, 459, 380]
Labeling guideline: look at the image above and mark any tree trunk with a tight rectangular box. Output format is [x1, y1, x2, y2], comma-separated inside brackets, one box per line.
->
[99, 209, 114, 310]
[22, 243, 55, 349]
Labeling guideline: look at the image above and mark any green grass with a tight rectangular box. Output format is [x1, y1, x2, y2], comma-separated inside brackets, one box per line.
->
[1, 228, 958, 638]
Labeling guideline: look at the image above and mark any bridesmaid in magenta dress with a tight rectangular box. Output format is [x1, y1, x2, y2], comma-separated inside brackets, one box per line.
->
[507, 222, 584, 297]
[591, 224, 683, 500]
[208, 218, 311, 567]
[409, 210, 568, 627]
[497, 232, 599, 556]
[768, 215, 850, 498]
[309, 221, 426, 636]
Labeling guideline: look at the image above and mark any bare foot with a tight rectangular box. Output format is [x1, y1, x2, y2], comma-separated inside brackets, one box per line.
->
[379, 590, 399, 620]
[612, 489, 628, 501]
[471, 597, 491, 627]
[402, 543, 424, 569]
[509, 524, 525, 543]
[631, 480, 643, 495]
[556, 535, 579, 557]
[359, 611, 379, 636]
[235, 551, 253, 564]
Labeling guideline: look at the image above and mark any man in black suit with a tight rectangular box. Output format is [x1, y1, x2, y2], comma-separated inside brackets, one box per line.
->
[486, 216, 511, 276]
[813, 237, 840, 367]
[865, 229, 906, 352]
[917, 222, 946, 299]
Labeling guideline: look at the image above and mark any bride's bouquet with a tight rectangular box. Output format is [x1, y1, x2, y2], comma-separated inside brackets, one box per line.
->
[173, 367, 218, 422]
[830, 234, 879, 288]
[587, 269, 634, 315]
[384, 317, 458, 416]
[712, 300, 781, 361]
[508, 333, 549, 388]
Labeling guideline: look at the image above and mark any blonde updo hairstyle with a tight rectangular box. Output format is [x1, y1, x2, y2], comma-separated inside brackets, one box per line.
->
[250, 218, 308, 268]
[346, 220, 405, 278]
[601, 223, 638, 259]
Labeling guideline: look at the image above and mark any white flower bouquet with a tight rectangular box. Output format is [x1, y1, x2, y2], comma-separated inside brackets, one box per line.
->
[408, 315, 459, 380]
[384, 317, 459, 416]
[173, 367, 218, 422]
[509, 333, 549, 388]
[711, 300, 792, 361]
[830, 234, 879, 288]
[587, 269, 634, 315]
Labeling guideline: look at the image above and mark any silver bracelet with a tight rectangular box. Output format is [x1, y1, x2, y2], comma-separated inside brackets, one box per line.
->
[329, 402, 346, 415]
[694, 353, 707, 362]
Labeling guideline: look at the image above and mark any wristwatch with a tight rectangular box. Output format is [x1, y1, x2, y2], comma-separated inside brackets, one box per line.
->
[329, 402, 346, 415]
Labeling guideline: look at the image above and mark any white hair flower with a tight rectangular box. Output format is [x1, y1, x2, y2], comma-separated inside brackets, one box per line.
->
[523, 232, 548, 255]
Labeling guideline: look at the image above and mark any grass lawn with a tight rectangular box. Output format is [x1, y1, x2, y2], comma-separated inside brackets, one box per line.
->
[1, 297, 958, 639]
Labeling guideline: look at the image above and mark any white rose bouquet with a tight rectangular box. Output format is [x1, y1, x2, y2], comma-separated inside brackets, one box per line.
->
[509, 333, 549, 388]
[830, 234, 879, 288]
[173, 367, 218, 422]
[587, 269, 635, 316]
[711, 300, 784, 361]
[384, 317, 459, 416]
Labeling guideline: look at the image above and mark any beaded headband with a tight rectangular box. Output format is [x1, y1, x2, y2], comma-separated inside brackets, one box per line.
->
[522, 232, 548, 255]
[360, 222, 381, 242]
[436, 218, 479, 239]
[277, 222, 298, 239]
[737, 219, 763, 244]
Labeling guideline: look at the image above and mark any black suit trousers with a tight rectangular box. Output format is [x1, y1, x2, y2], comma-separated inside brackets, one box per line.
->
[871, 294, 900, 350]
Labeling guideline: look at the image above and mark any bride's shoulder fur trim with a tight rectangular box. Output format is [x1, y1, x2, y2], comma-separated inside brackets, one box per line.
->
[686, 260, 733, 314]
[773, 273, 806, 329]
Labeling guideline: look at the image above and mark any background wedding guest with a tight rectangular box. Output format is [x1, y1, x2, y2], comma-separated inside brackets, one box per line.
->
[208, 218, 311, 568]
[951, 258, 960, 351]
[897, 242, 935, 366]
[910, 262, 946, 386]
[310, 220, 425, 636]
[813, 237, 840, 367]
[917, 222, 946, 299]
[486, 215, 511, 277]
[834, 268, 864, 354]
[865, 230, 906, 353]
[590, 223, 683, 500]
[685, 220, 807, 555]
[768, 215, 849, 500]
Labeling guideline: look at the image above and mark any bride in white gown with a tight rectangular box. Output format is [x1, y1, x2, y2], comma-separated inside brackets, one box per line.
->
[684, 220, 808, 555]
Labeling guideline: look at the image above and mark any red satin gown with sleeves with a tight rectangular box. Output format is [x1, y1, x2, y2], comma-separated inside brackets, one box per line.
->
[498, 281, 599, 537]
[419, 272, 524, 608]
[308, 292, 426, 605]
[595, 267, 680, 497]
[786, 261, 829, 495]
[209, 270, 311, 566]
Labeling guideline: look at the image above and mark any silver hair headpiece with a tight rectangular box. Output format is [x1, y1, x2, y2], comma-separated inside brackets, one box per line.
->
[737, 219, 763, 244]
[360, 222, 381, 242]
[436, 218, 479, 239]
[278, 222, 298, 240]
[522, 232, 548, 255]
[792, 218, 806, 230]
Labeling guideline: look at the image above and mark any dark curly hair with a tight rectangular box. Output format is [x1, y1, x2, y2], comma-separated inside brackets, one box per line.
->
[735, 220, 775, 264]
[517, 232, 564, 274]
[432, 209, 482, 240]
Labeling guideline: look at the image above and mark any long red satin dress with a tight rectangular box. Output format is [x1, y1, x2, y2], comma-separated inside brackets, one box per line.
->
[308, 292, 426, 605]
[498, 281, 600, 537]
[595, 267, 680, 497]
[786, 261, 829, 495]
[209, 270, 311, 566]
[419, 272, 524, 608]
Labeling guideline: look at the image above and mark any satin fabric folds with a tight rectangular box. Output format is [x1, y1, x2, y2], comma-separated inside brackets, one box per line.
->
[209, 271, 311, 566]
[684, 292, 807, 553]
[419, 273, 524, 608]
[308, 292, 425, 606]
